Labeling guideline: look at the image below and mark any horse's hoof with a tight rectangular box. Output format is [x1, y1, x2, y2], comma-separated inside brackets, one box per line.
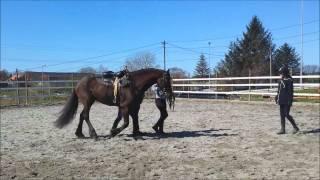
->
[75, 132, 85, 138]
[90, 131, 98, 139]
[152, 126, 159, 133]
[133, 131, 145, 137]
[110, 129, 120, 137]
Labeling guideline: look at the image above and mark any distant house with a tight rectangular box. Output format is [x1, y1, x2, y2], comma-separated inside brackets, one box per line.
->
[7, 71, 94, 87]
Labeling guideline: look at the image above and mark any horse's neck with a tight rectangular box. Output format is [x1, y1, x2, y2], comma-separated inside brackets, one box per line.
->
[134, 72, 162, 92]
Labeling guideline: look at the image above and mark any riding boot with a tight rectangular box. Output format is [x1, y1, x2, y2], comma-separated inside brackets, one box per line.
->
[277, 118, 286, 135]
[288, 116, 299, 134]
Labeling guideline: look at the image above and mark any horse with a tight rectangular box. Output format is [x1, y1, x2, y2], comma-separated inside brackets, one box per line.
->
[111, 82, 175, 135]
[54, 68, 175, 139]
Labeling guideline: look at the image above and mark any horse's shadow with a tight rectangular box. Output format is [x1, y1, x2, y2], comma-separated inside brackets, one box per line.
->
[98, 128, 237, 140]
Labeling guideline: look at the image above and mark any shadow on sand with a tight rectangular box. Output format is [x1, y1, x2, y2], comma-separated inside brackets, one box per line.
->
[302, 128, 320, 134]
[119, 128, 238, 140]
[74, 128, 237, 141]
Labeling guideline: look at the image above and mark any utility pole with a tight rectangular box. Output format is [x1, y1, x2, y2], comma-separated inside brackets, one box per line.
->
[300, 0, 304, 88]
[162, 41, 166, 71]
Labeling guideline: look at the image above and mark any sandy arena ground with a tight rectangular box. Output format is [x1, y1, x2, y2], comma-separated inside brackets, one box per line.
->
[1, 99, 319, 179]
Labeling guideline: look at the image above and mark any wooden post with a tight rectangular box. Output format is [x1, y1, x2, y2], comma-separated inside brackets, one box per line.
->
[25, 72, 28, 105]
[215, 72, 218, 99]
[16, 69, 20, 105]
[48, 75, 52, 104]
[41, 65, 44, 102]
[248, 69, 251, 101]
[71, 73, 74, 93]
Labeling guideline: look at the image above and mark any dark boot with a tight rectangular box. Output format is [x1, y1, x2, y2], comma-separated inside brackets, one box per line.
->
[277, 118, 286, 135]
[288, 116, 299, 134]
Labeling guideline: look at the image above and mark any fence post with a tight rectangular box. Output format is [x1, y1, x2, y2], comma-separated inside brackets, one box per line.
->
[25, 72, 28, 105]
[248, 69, 251, 101]
[215, 72, 218, 99]
[71, 73, 74, 93]
[16, 69, 20, 105]
[41, 65, 44, 102]
[48, 75, 52, 104]
[188, 79, 190, 99]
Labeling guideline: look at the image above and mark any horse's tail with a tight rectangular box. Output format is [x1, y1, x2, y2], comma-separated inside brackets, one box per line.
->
[54, 90, 78, 128]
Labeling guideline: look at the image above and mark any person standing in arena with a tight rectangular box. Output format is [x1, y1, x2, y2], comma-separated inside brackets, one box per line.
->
[151, 83, 168, 134]
[275, 66, 300, 134]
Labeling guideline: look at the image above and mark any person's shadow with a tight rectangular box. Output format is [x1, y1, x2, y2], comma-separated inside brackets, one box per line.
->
[302, 128, 320, 134]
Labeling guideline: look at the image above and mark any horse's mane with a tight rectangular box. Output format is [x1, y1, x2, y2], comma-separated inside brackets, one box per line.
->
[129, 68, 165, 76]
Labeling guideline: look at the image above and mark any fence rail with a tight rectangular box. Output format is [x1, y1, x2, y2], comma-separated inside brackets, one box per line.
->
[172, 75, 320, 99]
[0, 75, 319, 106]
[172, 75, 320, 81]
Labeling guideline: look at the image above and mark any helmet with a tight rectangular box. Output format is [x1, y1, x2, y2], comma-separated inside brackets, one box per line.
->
[279, 66, 290, 76]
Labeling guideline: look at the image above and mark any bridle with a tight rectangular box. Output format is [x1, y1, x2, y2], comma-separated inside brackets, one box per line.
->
[158, 72, 175, 110]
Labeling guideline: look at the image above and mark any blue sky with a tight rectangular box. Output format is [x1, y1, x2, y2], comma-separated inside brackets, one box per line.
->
[1, 0, 319, 74]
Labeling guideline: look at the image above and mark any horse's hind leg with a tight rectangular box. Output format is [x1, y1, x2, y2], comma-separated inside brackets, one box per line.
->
[75, 110, 85, 138]
[83, 100, 98, 139]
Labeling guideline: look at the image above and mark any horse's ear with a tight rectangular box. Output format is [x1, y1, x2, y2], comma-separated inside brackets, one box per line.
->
[166, 69, 170, 74]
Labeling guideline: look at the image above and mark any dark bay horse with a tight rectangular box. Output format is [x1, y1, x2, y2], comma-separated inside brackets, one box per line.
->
[54, 68, 174, 139]
[112, 84, 175, 135]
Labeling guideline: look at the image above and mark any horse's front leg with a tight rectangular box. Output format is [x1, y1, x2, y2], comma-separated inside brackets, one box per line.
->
[130, 106, 143, 136]
[110, 106, 129, 137]
[153, 99, 168, 134]
[111, 108, 122, 129]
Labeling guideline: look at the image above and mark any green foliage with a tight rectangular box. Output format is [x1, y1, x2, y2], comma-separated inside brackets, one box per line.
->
[194, 54, 210, 77]
[216, 16, 274, 77]
[273, 43, 300, 75]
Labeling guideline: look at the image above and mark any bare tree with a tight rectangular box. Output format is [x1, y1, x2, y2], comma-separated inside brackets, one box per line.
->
[97, 65, 108, 73]
[79, 66, 96, 74]
[0, 69, 10, 80]
[124, 51, 159, 71]
[169, 67, 188, 79]
[303, 65, 320, 75]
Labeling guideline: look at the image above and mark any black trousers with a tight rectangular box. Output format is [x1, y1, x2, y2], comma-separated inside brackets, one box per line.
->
[155, 98, 166, 109]
[279, 104, 298, 130]
[153, 98, 168, 132]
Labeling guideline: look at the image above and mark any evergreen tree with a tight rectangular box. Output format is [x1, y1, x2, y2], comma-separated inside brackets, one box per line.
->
[239, 16, 273, 76]
[273, 43, 300, 75]
[194, 54, 210, 77]
[216, 16, 274, 77]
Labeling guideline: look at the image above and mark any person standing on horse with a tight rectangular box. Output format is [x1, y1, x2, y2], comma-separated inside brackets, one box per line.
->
[151, 83, 168, 134]
[275, 66, 299, 134]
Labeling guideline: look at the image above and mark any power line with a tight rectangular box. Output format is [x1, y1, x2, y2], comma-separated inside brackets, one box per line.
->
[167, 43, 210, 55]
[54, 48, 163, 72]
[24, 42, 160, 70]
[273, 31, 319, 40]
[169, 19, 319, 43]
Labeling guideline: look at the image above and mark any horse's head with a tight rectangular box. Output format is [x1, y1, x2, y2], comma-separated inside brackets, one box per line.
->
[157, 70, 175, 110]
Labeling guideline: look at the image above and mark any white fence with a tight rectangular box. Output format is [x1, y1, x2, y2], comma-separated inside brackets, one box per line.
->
[172, 75, 320, 98]
[0, 75, 319, 106]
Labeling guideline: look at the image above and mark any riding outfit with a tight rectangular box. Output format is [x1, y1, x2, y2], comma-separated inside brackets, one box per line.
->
[151, 84, 168, 133]
[275, 66, 299, 134]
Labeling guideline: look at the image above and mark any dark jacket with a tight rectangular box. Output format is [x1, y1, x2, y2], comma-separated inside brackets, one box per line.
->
[276, 78, 294, 105]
